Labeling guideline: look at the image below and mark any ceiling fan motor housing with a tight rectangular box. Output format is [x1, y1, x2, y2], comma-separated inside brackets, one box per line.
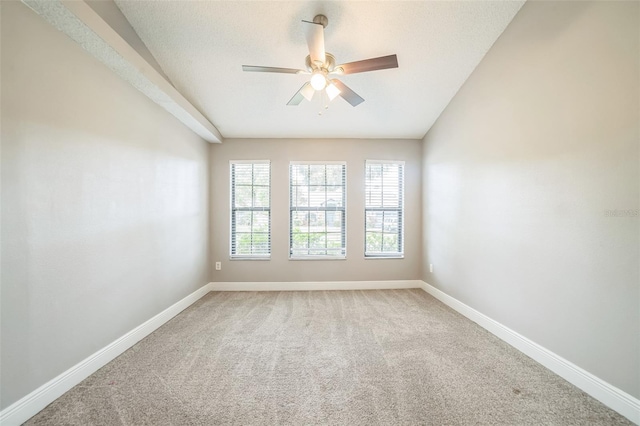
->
[305, 52, 336, 73]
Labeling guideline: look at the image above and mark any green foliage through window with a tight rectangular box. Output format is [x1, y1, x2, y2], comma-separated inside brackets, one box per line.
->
[365, 161, 404, 257]
[290, 163, 346, 258]
[231, 162, 270, 257]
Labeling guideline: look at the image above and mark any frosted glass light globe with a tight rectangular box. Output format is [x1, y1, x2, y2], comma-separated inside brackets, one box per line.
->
[310, 72, 327, 91]
[325, 82, 341, 100]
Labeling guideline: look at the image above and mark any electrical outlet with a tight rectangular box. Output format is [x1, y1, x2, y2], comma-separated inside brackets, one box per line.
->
[429, 264, 433, 273]
[215, 262, 221, 271]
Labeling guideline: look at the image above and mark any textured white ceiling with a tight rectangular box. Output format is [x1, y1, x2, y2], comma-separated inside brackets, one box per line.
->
[114, 1, 524, 140]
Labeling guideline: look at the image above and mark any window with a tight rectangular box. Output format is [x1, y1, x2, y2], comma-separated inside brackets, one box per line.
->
[230, 161, 270, 258]
[290, 162, 346, 259]
[365, 161, 404, 257]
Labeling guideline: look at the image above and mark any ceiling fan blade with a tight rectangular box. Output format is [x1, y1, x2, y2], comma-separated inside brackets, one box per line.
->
[331, 79, 364, 107]
[302, 20, 326, 65]
[242, 65, 304, 74]
[334, 54, 398, 75]
[287, 82, 315, 106]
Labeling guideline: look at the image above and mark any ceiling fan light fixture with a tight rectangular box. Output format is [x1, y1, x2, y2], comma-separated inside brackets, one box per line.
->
[310, 71, 327, 91]
[326, 82, 341, 101]
[301, 83, 315, 101]
[242, 15, 399, 108]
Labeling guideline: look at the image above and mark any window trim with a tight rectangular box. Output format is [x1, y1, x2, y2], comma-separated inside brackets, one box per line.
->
[364, 160, 405, 259]
[229, 160, 271, 260]
[289, 161, 347, 260]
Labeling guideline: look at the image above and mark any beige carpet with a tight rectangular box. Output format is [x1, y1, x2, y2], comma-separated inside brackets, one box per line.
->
[26, 290, 631, 425]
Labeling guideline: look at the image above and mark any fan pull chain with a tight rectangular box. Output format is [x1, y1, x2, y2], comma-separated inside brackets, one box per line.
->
[318, 89, 330, 116]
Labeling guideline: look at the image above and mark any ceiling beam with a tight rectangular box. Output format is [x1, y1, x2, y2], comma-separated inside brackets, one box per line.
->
[21, 0, 223, 143]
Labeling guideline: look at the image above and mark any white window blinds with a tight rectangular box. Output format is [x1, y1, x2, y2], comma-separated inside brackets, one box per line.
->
[289, 162, 346, 258]
[230, 161, 270, 258]
[365, 161, 404, 257]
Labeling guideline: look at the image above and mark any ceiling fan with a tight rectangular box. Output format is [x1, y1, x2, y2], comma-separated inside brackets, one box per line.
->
[242, 14, 398, 107]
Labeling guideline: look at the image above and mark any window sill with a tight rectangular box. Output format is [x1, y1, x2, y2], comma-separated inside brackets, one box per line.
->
[289, 256, 347, 261]
[230, 257, 271, 261]
[364, 255, 404, 260]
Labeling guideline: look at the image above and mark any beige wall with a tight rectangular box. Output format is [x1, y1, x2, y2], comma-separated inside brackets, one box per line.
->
[211, 139, 422, 283]
[422, 1, 639, 398]
[1, 1, 210, 409]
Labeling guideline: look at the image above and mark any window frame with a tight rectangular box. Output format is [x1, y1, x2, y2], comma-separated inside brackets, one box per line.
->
[289, 161, 347, 260]
[364, 160, 405, 259]
[229, 160, 271, 260]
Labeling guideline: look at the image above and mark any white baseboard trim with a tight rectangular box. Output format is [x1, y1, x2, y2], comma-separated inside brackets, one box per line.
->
[210, 280, 423, 292]
[420, 281, 640, 425]
[0, 282, 213, 426]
